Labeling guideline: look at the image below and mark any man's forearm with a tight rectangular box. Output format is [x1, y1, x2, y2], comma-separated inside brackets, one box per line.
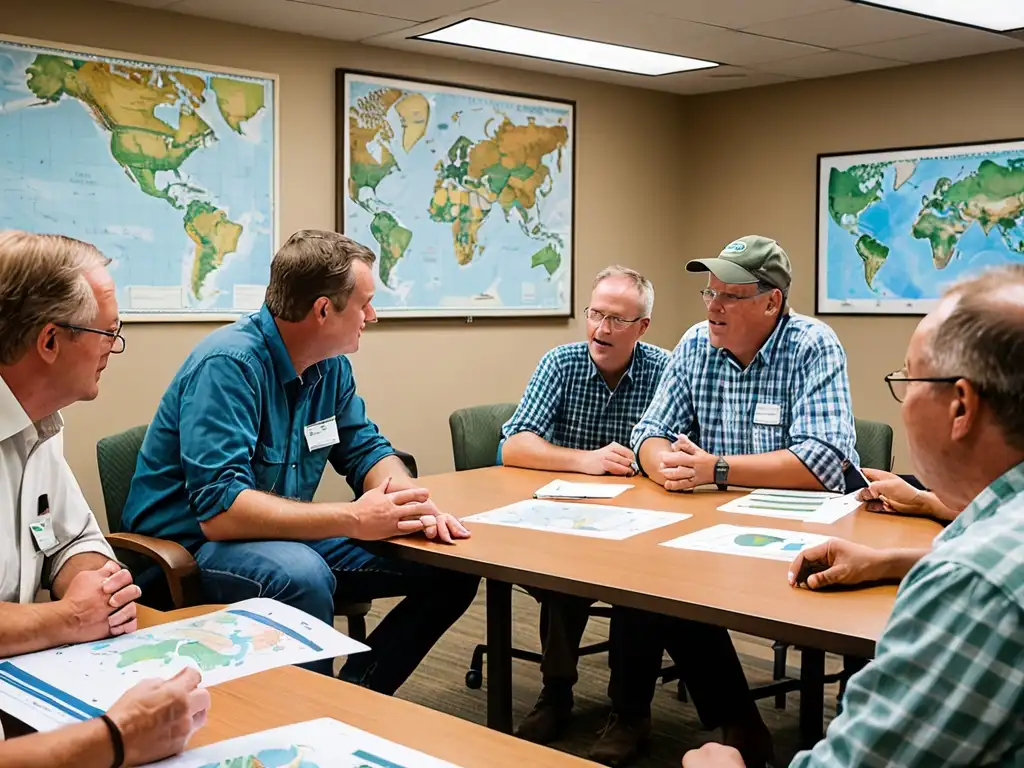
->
[199, 490, 357, 542]
[0, 718, 114, 768]
[502, 432, 586, 473]
[51, 552, 113, 599]
[637, 437, 673, 485]
[874, 547, 930, 581]
[363, 453, 412, 492]
[0, 601, 74, 656]
[721, 450, 824, 490]
[922, 492, 958, 523]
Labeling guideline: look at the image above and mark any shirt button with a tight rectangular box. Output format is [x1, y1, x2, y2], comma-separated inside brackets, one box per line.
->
[290, 463, 297, 469]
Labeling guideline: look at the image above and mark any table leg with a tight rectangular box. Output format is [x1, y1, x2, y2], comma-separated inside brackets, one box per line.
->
[799, 648, 826, 748]
[486, 578, 513, 733]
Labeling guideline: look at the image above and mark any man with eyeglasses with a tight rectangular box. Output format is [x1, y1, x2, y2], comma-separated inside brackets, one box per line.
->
[685, 263, 1024, 768]
[499, 266, 670, 753]
[0, 230, 211, 763]
[121, 230, 480, 696]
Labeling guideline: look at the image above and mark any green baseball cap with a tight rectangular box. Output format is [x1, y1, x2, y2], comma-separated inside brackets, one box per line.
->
[685, 235, 792, 293]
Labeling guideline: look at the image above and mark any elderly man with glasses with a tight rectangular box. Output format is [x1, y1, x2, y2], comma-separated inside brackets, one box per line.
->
[498, 265, 670, 753]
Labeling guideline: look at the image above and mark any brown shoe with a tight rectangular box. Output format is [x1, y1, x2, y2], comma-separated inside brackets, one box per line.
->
[587, 713, 652, 767]
[722, 714, 775, 768]
[514, 695, 573, 745]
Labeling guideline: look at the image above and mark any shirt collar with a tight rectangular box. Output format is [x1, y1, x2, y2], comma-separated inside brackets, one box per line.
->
[258, 304, 301, 386]
[588, 343, 642, 385]
[0, 373, 62, 443]
[935, 460, 1024, 545]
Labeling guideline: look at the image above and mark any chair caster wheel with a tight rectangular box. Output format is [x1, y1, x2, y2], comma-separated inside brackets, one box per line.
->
[465, 670, 483, 689]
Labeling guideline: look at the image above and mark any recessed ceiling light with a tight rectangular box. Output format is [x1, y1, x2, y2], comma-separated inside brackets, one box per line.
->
[851, 0, 1024, 32]
[412, 19, 719, 76]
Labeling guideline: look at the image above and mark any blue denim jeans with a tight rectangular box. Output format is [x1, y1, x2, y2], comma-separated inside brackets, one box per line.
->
[194, 537, 480, 694]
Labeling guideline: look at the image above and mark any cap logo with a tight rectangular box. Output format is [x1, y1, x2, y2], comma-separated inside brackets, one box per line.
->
[723, 240, 747, 253]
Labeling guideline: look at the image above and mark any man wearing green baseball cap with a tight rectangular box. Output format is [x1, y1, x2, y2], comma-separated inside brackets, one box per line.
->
[589, 236, 858, 768]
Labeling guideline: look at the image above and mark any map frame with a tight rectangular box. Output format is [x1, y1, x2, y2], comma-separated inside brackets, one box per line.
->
[336, 68, 576, 320]
[815, 136, 1024, 316]
[0, 32, 280, 323]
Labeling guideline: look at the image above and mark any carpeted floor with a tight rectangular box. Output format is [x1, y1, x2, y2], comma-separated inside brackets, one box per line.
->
[354, 588, 841, 767]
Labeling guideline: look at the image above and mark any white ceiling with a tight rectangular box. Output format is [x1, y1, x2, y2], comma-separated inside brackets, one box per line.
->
[111, 0, 1023, 93]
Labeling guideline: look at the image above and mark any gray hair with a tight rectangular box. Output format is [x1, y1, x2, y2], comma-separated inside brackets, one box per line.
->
[929, 264, 1024, 451]
[265, 230, 376, 322]
[0, 231, 109, 365]
[593, 265, 654, 318]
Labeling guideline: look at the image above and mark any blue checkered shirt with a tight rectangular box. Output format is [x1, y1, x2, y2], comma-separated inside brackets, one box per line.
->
[630, 313, 857, 491]
[791, 461, 1024, 767]
[502, 342, 670, 451]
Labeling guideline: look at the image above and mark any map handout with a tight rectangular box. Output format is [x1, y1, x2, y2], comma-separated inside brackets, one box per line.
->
[462, 499, 687, 540]
[0, 598, 367, 733]
[151, 717, 464, 768]
[533, 479, 634, 500]
[718, 488, 863, 524]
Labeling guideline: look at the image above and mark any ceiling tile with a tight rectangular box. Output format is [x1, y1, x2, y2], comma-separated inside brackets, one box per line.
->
[752, 50, 905, 77]
[169, 0, 417, 40]
[743, 3, 953, 48]
[846, 27, 1023, 63]
[669, 29, 828, 66]
[293, 0, 494, 23]
[617, 0, 847, 29]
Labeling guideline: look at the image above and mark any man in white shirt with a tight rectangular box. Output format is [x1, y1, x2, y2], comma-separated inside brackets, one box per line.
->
[0, 230, 209, 764]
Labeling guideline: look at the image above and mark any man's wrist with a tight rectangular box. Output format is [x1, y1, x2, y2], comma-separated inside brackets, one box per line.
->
[705, 454, 722, 486]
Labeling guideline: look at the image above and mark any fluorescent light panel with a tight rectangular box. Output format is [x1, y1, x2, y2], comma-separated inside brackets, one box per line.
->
[853, 1, 1024, 32]
[413, 19, 718, 76]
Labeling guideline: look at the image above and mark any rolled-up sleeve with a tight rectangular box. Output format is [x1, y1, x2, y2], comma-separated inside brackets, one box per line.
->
[787, 333, 857, 492]
[631, 337, 695, 453]
[328, 357, 394, 495]
[178, 355, 262, 522]
[500, 349, 565, 445]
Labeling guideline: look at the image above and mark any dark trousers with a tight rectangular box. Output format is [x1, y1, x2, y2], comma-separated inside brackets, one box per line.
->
[528, 589, 596, 699]
[609, 607, 757, 726]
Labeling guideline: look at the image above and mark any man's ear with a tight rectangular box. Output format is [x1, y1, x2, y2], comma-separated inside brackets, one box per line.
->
[313, 296, 330, 323]
[36, 324, 60, 364]
[637, 317, 651, 337]
[765, 289, 781, 316]
[950, 378, 981, 442]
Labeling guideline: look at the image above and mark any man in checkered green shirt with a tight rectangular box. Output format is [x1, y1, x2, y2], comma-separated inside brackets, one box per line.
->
[684, 264, 1024, 768]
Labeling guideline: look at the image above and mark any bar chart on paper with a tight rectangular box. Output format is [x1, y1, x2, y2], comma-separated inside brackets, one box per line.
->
[718, 489, 862, 523]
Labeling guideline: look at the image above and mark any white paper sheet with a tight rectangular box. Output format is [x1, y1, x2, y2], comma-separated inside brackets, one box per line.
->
[463, 499, 687, 540]
[151, 717, 463, 767]
[533, 479, 634, 499]
[717, 489, 863, 524]
[660, 524, 831, 562]
[0, 598, 367, 733]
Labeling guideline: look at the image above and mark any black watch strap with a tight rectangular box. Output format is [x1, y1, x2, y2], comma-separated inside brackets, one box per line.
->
[714, 457, 729, 490]
[100, 714, 124, 768]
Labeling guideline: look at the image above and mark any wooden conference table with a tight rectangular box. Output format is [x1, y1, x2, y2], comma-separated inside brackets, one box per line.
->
[131, 605, 594, 767]
[376, 467, 943, 747]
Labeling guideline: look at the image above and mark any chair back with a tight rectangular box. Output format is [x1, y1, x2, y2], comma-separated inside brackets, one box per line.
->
[96, 425, 148, 533]
[449, 404, 517, 471]
[854, 418, 894, 471]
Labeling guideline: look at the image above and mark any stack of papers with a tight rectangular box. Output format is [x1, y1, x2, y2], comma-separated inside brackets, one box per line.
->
[533, 479, 633, 499]
[718, 489, 863, 524]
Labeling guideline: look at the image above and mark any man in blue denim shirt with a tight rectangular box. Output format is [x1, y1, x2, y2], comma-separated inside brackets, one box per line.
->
[122, 230, 480, 695]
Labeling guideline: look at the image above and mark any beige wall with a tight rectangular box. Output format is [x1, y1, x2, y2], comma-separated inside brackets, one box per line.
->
[684, 49, 1024, 473]
[1, 0, 691, 527]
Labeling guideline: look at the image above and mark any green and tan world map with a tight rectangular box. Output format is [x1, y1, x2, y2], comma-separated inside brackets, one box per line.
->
[0, 39, 274, 315]
[344, 74, 573, 316]
[821, 144, 1024, 311]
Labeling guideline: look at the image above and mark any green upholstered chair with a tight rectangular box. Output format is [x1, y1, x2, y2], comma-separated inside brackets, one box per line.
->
[96, 424, 373, 641]
[854, 418, 895, 472]
[449, 403, 620, 690]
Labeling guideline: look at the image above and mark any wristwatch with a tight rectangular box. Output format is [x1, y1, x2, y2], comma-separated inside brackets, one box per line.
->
[714, 457, 730, 490]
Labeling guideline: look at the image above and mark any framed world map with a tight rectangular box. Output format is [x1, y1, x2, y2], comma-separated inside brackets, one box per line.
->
[816, 137, 1024, 315]
[338, 70, 575, 319]
[0, 35, 277, 321]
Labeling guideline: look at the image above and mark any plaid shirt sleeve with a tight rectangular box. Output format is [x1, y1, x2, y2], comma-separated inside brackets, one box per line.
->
[791, 561, 1024, 768]
[501, 349, 566, 441]
[787, 332, 857, 492]
[631, 335, 695, 452]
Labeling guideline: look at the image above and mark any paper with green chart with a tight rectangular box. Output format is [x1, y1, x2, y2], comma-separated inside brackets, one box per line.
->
[717, 488, 863, 523]
[661, 524, 831, 562]
[150, 717, 463, 768]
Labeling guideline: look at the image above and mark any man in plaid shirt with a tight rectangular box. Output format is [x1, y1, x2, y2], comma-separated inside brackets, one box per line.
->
[684, 266, 1024, 767]
[500, 266, 669, 750]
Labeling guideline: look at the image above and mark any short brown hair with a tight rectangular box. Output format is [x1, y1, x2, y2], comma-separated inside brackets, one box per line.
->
[930, 264, 1024, 450]
[265, 230, 376, 322]
[0, 231, 109, 365]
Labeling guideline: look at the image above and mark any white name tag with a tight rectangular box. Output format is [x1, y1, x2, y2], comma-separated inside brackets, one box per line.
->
[304, 417, 340, 452]
[753, 402, 782, 426]
[29, 515, 59, 552]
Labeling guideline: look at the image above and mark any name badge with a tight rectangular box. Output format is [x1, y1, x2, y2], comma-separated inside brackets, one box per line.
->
[753, 402, 782, 426]
[304, 416, 340, 452]
[29, 515, 59, 552]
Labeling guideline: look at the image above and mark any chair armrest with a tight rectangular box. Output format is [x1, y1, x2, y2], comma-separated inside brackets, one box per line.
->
[105, 532, 202, 609]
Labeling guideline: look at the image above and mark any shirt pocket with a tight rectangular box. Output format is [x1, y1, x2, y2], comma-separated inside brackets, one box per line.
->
[752, 424, 786, 455]
[252, 441, 285, 492]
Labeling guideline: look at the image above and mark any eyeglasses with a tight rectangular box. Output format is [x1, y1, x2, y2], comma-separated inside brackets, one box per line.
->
[584, 307, 643, 331]
[699, 283, 775, 307]
[884, 368, 965, 403]
[56, 320, 126, 354]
